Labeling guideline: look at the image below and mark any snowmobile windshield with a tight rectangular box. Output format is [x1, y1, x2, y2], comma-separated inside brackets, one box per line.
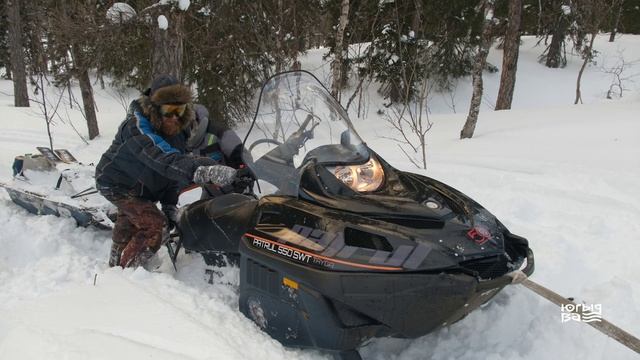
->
[242, 71, 370, 196]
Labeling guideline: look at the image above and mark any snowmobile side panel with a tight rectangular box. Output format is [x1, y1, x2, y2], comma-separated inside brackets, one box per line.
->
[179, 193, 258, 255]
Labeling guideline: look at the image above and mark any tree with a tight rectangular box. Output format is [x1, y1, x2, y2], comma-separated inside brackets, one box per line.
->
[354, 0, 484, 106]
[608, 0, 624, 42]
[460, 0, 497, 139]
[149, 2, 187, 81]
[51, 1, 101, 139]
[383, 77, 433, 169]
[6, 0, 29, 107]
[98, 2, 151, 90]
[358, 0, 428, 104]
[574, 0, 609, 104]
[330, 0, 349, 100]
[0, 1, 11, 79]
[542, 0, 571, 68]
[184, 0, 322, 126]
[495, 0, 522, 110]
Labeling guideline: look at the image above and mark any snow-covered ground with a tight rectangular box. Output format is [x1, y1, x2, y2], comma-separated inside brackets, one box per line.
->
[0, 35, 639, 359]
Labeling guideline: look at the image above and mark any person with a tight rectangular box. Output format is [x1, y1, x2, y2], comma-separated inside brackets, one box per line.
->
[95, 75, 242, 268]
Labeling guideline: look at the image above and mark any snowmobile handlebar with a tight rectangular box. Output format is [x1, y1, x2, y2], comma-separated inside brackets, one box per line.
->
[246, 113, 317, 191]
[284, 113, 315, 153]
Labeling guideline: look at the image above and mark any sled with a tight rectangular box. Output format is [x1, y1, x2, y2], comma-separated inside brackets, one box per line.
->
[2, 149, 115, 230]
[0, 182, 113, 230]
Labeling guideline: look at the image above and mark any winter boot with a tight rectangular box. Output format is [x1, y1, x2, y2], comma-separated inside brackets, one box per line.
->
[108, 242, 126, 267]
[124, 248, 156, 269]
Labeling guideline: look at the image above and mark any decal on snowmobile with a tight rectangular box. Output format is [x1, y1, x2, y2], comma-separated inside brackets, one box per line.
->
[246, 233, 404, 271]
[254, 224, 433, 270]
[467, 226, 492, 245]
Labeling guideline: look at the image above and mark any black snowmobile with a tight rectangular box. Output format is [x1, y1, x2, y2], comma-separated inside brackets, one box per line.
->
[176, 71, 535, 359]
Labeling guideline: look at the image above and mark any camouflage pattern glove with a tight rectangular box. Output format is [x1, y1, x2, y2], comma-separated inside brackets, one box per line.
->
[193, 165, 237, 186]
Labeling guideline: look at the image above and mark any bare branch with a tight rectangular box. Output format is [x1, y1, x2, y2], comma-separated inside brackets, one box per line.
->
[397, 144, 421, 168]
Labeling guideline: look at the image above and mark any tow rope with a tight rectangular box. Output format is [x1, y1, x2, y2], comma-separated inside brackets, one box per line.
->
[521, 279, 640, 354]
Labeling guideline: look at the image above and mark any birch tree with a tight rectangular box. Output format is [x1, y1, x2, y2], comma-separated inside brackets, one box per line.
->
[330, 0, 349, 100]
[460, 0, 496, 139]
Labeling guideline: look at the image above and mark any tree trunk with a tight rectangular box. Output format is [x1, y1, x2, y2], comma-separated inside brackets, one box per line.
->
[460, 0, 495, 139]
[275, 0, 285, 74]
[609, 0, 624, 42]
[6, 0, 29, 107]
[574, 32, 597, 104]
[77, 68, 99, 139]
[545, 10, 568, 68]
[537, 0, 543, 35]
[331, 0, 349, 100]
[152, 10, 184, 81]
[69, 39, 99, 139]
[495, 0, 522, 110]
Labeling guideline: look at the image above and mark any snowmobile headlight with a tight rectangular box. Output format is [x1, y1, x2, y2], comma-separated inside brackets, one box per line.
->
[328, 157, 384, 192]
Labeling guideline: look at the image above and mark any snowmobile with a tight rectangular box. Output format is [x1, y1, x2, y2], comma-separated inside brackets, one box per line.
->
[175, 71, 535, 359]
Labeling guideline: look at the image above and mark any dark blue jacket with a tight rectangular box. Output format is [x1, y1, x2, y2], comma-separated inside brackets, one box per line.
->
[96, 99, 218, 205]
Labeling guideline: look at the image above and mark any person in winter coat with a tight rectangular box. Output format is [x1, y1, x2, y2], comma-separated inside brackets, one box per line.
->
[95, 75, 242, 268]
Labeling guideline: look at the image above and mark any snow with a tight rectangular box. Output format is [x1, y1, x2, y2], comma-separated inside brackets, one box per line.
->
[485, 9, 494, 21]
[106, 2, 136, 24]
[198, 6, 212, 16]
[1, 35, 639, 359]
[159, 0, 190, 11]
[178, 0, 190, 11]
[158, 15, 169, 30]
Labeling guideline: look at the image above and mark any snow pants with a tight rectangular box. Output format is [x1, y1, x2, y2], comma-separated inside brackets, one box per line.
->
[108, 196, 166, 268]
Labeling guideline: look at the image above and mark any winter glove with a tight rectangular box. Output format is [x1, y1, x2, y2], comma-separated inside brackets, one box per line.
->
[193, 165, 237, 187]
[161, 204, 179, 230]
[231, 166, 256, 192]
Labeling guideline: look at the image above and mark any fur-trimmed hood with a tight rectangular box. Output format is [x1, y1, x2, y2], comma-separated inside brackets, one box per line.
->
[138, 92, 195, 134]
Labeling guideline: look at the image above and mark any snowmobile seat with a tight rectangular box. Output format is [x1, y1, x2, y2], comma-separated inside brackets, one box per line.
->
[179, 193, 258, 255]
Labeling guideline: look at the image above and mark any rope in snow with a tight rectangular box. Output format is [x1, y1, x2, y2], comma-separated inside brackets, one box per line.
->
[521, 279, 640, 355]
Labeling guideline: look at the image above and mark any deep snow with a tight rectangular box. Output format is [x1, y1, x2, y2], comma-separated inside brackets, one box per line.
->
[0, 35, 639, 359]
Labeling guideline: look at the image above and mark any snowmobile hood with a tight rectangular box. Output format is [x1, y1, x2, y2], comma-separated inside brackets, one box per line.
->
[293, 153, 512, 264]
